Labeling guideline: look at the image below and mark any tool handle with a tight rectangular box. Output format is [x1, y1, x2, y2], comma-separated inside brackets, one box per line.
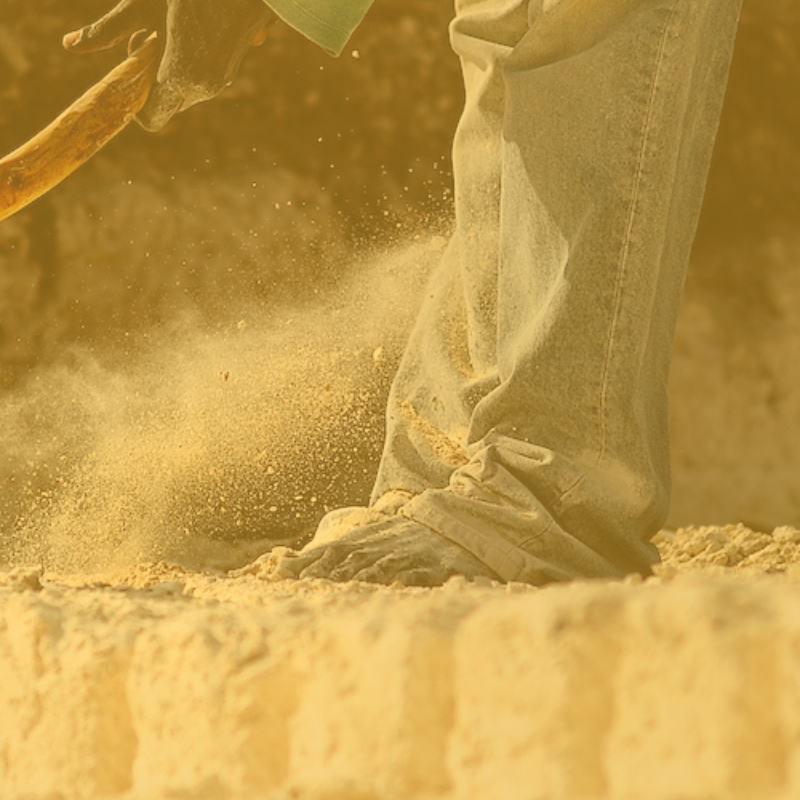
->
[0, 35, 159, 224]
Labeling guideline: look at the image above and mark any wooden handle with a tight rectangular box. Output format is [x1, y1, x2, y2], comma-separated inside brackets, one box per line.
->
[0, 35, 160, 224]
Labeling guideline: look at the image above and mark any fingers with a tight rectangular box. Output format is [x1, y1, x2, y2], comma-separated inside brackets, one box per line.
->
[127, 29, 153, 56]
[63, 0, 162, 54]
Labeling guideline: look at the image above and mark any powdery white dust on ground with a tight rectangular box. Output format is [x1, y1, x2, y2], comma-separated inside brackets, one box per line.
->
[2, 522, 800, 800]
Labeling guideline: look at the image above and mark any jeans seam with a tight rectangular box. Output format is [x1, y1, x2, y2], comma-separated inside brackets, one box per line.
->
[554, 1, 680, 514]
[597, 1, 678, 463]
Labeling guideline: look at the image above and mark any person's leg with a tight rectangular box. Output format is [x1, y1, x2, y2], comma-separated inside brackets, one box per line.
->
[274, 0, 525, 586]
[367, 0, 529, 499]
[278, 0, 743, 585]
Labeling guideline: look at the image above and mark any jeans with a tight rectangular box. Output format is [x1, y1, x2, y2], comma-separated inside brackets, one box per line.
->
[352, 0, 742, 583]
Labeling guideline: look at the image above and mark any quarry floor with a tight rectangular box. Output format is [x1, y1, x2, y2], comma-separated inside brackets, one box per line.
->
[1, 522, 799, 800]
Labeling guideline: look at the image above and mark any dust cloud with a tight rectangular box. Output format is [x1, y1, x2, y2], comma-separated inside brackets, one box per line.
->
[0, 238, 445, 576]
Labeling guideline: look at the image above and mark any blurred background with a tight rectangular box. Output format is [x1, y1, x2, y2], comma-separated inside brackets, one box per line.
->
[0, 0, 798, 570]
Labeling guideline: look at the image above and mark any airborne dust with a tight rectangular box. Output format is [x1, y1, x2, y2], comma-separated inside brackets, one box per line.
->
[0, 2, 465, 578]
[0, 239, 445, 576]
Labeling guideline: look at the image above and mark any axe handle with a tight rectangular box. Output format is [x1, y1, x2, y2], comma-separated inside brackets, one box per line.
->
[0, 35, 159, 224]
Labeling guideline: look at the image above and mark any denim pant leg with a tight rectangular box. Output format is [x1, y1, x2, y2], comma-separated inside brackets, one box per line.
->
[371, 0, 528, 500]
[371, 0, 743, 584]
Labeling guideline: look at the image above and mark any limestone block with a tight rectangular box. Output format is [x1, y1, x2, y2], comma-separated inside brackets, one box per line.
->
[128, 607, 298, 798]
[452, 578, 800, 800]
[451, 585, 628, 800]
[0, 592, 136, 798]
[4, 574, 800, 800]
[608, 580, 790, 799]
[284, 595, 457, 798]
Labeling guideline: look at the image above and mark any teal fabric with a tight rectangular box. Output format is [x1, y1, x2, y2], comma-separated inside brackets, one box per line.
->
[264, 0, 374, 55]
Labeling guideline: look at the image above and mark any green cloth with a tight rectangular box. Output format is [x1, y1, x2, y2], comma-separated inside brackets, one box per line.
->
[264, 0, 374, 55]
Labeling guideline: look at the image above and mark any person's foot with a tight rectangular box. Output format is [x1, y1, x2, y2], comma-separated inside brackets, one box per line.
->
[273, 515, 500, 587]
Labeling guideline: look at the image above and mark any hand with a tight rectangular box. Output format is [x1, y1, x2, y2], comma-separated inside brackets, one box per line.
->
[63, 0, 276, 131]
